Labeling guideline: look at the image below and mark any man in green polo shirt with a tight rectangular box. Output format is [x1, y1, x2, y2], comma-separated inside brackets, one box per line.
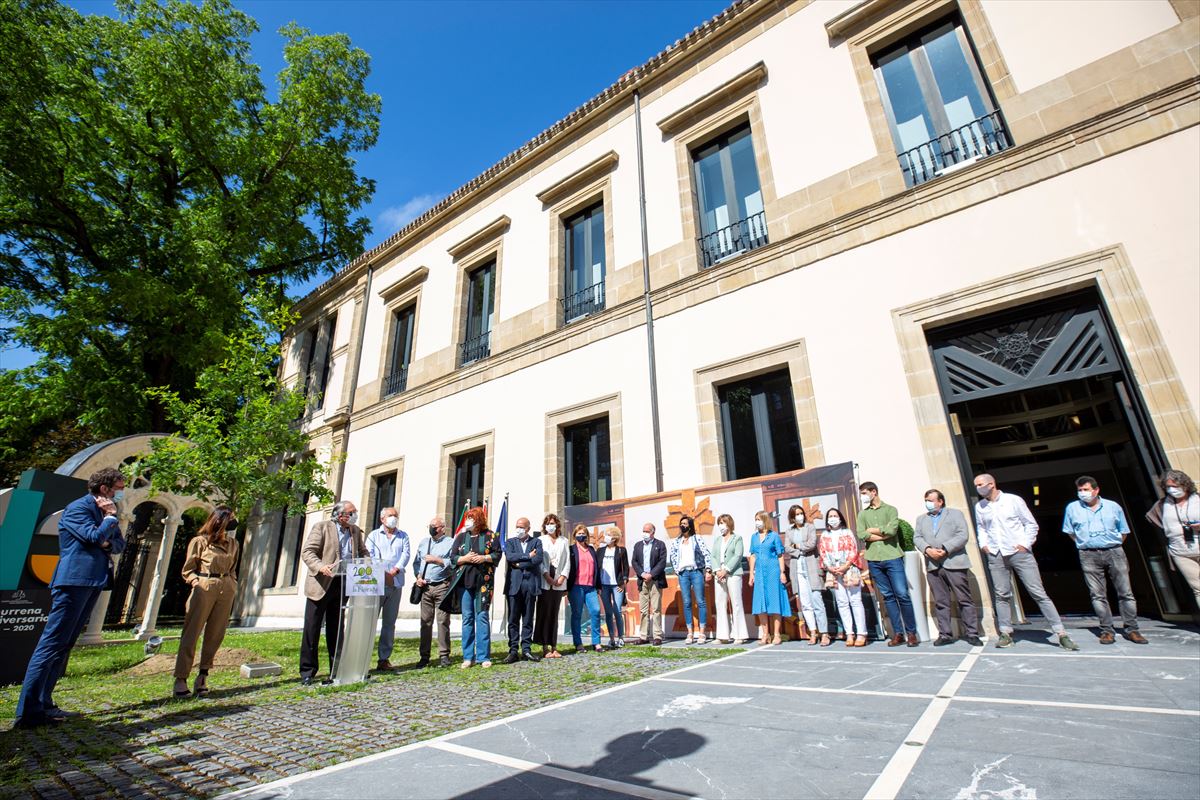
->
[857, 481, 918, 646]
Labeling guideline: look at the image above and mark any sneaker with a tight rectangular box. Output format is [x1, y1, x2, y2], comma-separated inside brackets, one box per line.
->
[438, 656, 452, 667]
[1058, 634, 1080, 651]
[617, 638, 625, 648]
[996, 633, 1014, 648]
[1124, 630, 1148, 645]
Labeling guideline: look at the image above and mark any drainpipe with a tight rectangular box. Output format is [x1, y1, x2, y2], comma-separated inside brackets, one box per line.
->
[332, 264, 374, 499]
[634, 88, 665, 494]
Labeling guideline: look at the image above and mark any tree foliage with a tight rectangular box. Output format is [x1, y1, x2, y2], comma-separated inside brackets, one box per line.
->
[0, 0, 379, 458]
[130, 289, 333, 520]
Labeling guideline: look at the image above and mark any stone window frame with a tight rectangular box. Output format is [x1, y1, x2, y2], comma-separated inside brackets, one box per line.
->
[359, 455, 405, 531]
[544, 393, 625, 514]
[694, 339, 824, 485]
[376, 266, 428, 401]
[538, 152, 619, 328]
[833, 0, 1017, 175]
[438, 430, 496, 526]
[448, 217, 508, 368]
[661, 62, 779, 280]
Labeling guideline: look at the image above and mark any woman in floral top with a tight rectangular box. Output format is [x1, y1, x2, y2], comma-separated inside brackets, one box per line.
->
[818, 507, 868, 647]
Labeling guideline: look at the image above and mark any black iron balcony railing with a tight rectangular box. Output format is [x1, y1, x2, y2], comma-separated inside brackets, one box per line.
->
[382, 366, 408, 398]
[562, 280, 605, 323]
[697, 210, 769, 269]
[899, 110, 1012, 187]
[458, 330, 491, 366]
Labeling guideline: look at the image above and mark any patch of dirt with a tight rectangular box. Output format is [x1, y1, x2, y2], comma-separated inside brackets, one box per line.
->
[122, 647, 260, 676]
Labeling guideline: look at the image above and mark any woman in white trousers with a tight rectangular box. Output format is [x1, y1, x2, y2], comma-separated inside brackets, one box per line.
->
[818, 508, 868, 647]
[712, 513, 750, 643]
[786, 505, 830, 646]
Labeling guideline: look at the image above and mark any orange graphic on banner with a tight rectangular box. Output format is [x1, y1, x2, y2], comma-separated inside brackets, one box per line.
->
[30, 555, 58, 585]
[664, 490, 715, 538]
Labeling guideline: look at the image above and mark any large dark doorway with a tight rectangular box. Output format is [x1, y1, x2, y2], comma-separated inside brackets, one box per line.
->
[930, 290, 1189, 620]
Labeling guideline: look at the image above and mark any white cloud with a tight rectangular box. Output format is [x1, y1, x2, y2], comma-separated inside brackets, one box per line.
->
[376, 194, 441, 234]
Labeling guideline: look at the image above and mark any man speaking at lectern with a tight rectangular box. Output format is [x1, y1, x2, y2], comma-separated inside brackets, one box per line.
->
[300, 501, 367, 685]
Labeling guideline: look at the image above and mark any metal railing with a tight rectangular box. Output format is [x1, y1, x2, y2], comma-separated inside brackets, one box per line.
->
[562, 280, 605, 323]
[458, 330, 491, 366]
[382, 366, 408, 398]
[697, 210, 769, 268]
[898, 110, 1012, 187]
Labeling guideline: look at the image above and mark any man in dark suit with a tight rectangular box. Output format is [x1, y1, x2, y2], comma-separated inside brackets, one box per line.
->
[299, 501, 367, 685]
[16, 467, 127, 728]
[631, 522, 667, 646]
[503, 517, 543, 663]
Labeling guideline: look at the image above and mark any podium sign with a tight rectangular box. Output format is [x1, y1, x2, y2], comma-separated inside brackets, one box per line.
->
[331, 558, 383, 685]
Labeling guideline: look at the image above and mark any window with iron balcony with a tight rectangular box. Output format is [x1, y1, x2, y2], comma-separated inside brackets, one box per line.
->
[692, 123, 768, 269]
[459, 261, 494, 367]
[382, 305, 415, 397]
[562, 202, 606, 323]
[873, 15, 1012, 188]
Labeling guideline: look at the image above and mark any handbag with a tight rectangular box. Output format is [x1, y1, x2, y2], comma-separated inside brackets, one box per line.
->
[409, 550, 432, 604]
[844, 565, 862, 587]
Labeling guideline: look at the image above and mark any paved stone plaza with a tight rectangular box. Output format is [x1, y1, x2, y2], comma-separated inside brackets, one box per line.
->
[225, 620, 1199, 800]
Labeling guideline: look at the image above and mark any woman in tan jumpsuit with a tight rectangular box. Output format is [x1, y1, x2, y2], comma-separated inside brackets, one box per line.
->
[173, 507, 240, 697]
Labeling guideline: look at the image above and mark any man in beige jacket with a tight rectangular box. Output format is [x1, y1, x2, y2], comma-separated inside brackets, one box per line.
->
[299, 501, 367, 685]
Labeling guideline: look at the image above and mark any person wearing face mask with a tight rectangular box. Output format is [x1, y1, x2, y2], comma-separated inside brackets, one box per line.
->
[785, 504, 829, 646]
[300, 501, 368, 685]
[913, 491, 981, 647]
[632, 522, 668, 645]
[366, 506, 411, 671]
[503, 517, 543, 663]
[856, 481, 919, 647]
[974, 474, 1078, 651]
[712, 514, 749, 644]
[748, 510, 790, 645]
[173, 507, 241, 697]
[1062, 476, 1145, 645]
[1146, 469, 1200, 610]
[413, 517, 455, 667]
[16, 467, 127, 728]
[596, 528, 630, 648]
[818, 508, 868, 646]
[533, 514, 570, 658]
[567, 524, 604, 652]
[669, 515, 713, 643]
[446, 507, 502, 668]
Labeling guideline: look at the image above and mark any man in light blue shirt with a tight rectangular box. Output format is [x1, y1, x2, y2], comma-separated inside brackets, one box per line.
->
[413, 517, 455, 667]
[366, 506, 410, 670]
[1062, 475, 1146, 645]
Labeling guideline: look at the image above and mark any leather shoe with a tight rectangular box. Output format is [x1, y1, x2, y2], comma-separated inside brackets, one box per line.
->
[933, 635, 954, 647]
[502, 651, 521, 664]
[906, 632, 920, 647]
[886, 633, 905, 647]
[652, 638, 662, 646]
[1124, 630, 1148, 645]
[415, 659, 430, 668]
[320, 677, 335, 685]
[523, 651, 541, 662]
[376, 659, 395, 671]
[965, 636, 984, 646]
[1099, 631, 1116, 645]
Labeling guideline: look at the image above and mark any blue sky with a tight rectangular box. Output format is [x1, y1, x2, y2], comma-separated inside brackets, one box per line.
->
[1, 0, 729, 371]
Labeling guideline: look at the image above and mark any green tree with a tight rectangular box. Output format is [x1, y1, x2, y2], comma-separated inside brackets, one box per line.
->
[130, 290, 333, 520]
[0, 0, 379, 455]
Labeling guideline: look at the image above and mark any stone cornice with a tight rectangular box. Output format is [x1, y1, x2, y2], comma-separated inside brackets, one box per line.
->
[378, 266, 429, 304]
[535, 151, 620, 206]
[446, 216, 510, 261]
[824, 0, 903, 40]
[656, 61, 768, 135]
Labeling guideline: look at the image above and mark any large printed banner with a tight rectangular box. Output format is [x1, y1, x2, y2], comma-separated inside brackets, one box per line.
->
[565, 461, 875, 639]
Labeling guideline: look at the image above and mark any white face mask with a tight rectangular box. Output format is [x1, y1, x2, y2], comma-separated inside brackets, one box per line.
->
[754, 519, 764, 531]
[924, 501, 937, 513]
[1078, 491, 1095, 503]
[384, 515, 398, 529]
[717, 523, 728, 535]
[1167, 486, 1186, 499]
[827, 516, 841, 529]
[603, 535, 614, 546]
[463, 518, 475, 531]
[860, 493, 872, 507]
[546, 524, 557, 534]
[976, 485, 991, 497]
[516, 527, 529, 539]
[112, 489, 126, 504]
[347, 511, 359, 526]
[643, 531, 653, 541]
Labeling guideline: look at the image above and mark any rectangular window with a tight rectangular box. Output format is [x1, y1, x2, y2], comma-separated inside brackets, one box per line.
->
[268, 479, 294, 586]
[718, 369, 802, 480]
[313, 312, 338, 407]
[383, 305, 415, 397]
[288, 490, 312, 587]
[452, 449, 486, 519]
[692, 123, 768, 268]
[873, 16, 1011, 187]
[563, 417, 611, 507]
[459, 262, 494, 366]
[371, 472, 397, 528]
[300, 323, 319, 397]
[562, 203, 606, 323]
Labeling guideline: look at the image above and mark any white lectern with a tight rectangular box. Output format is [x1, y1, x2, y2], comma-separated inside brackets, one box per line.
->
[331, 557, 384, 685]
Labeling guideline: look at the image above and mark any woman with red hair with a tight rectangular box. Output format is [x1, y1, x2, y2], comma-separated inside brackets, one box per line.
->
[447, 507, 502, 668]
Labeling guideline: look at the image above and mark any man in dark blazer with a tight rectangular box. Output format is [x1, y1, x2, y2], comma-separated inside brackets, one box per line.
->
[299, 500, 367, 685]
[503, 517, 543, 663]
[913, 489, 982, 647]
[631, 522, 667, 645]
[16, 467, 127, 728]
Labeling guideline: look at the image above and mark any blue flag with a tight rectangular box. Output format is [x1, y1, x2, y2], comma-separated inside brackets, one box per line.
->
[495, 496, 508, 548]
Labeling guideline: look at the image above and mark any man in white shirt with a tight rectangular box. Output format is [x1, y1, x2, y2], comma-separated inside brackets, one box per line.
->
[973, 473, 1079, 651]
[366, 506, 410, 671]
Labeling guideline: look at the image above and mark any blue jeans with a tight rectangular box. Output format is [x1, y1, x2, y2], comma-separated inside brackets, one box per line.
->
[459, 586, 491, 663]
[568, 584, 601, 646]
[869, 557, 917, 634]
[678, 569, 707, 630]
[599, 584, 625, 640]
[17, 585, 100, 720]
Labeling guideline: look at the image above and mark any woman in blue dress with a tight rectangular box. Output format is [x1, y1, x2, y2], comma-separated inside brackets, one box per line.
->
[749, 510, 790, 646]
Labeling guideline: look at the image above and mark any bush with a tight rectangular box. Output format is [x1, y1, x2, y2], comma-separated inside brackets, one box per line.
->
[898, 518, 916, 551]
